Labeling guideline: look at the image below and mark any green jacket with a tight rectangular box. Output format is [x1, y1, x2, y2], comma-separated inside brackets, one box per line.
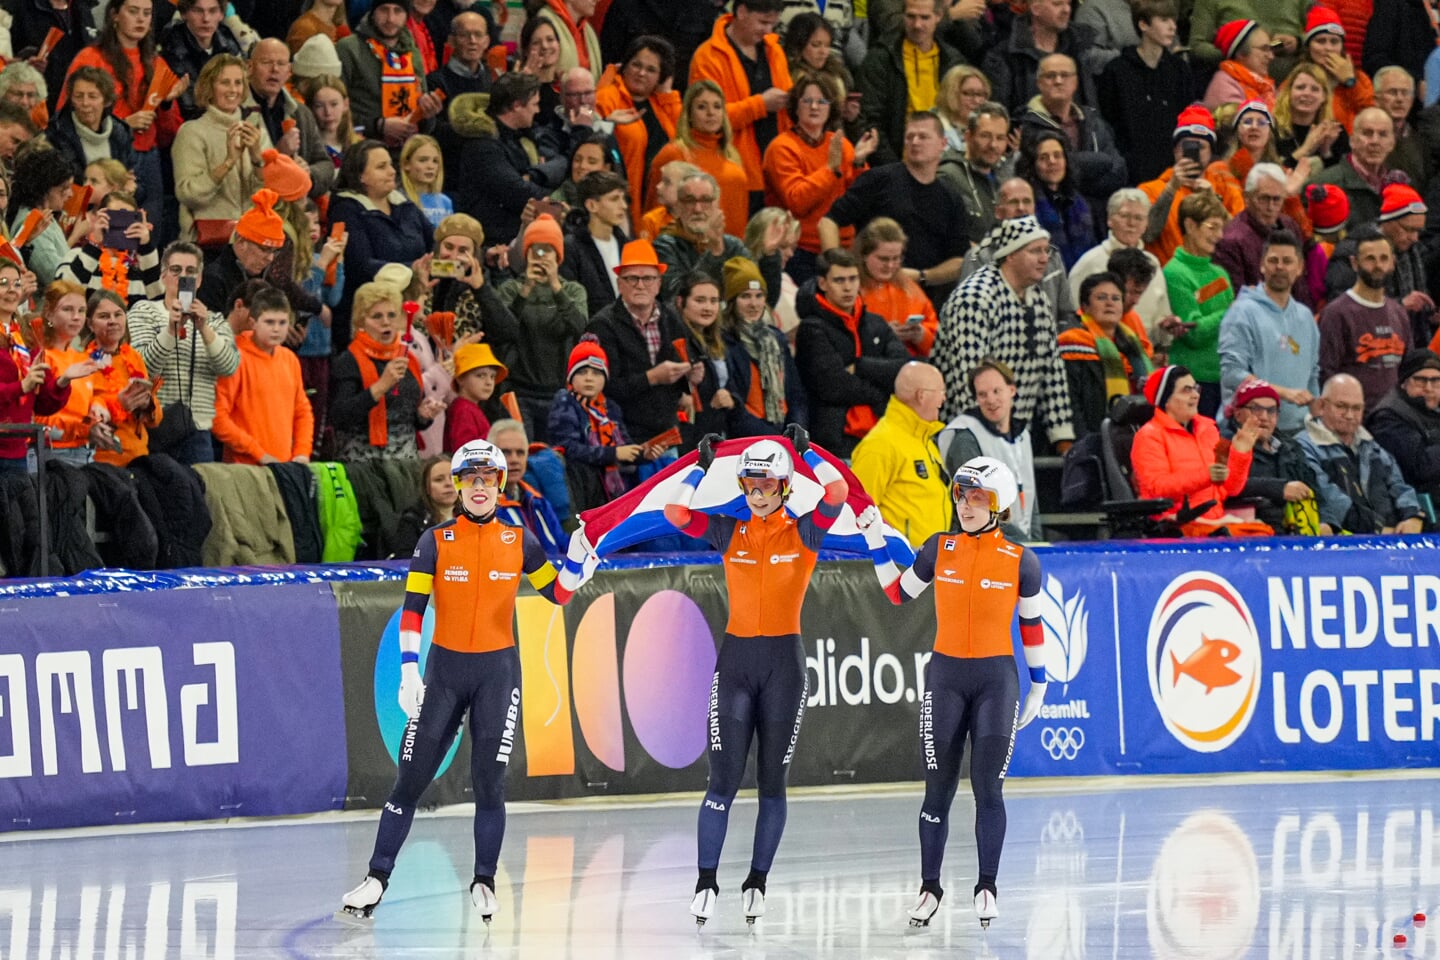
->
[309, 461, 364, 563]
[1163, 246, 1233, 383]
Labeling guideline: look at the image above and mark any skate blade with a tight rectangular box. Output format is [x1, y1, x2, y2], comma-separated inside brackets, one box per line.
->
[907, 917, 932, 928]
[333, 906, 375, 926]
[979, 918, 992, 929]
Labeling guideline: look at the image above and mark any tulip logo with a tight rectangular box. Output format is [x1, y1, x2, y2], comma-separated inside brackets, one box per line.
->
[1146, 573, 1261, 753]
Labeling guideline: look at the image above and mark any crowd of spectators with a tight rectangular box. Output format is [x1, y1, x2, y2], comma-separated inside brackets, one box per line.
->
[5, 0, 1440, 574]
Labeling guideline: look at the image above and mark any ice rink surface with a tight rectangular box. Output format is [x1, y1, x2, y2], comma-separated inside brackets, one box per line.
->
[4, 770, 1440, 959]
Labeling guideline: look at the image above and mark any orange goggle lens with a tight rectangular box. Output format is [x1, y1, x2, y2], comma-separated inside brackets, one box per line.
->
[740, 477, 782, 496]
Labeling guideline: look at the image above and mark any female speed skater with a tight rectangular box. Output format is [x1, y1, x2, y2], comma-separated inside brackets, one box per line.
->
[338, 440, 579, 924]
[859, 456, 1048, 930]
[662, 426, 848, 926]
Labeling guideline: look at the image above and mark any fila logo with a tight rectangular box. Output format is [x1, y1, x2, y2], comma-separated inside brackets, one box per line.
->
[442, 529, 455, 541]
[739, 525, 747, 535]
[920, 812, 941, 824]
[943, 538, 956, 550]
[500, 529, 517, 545]
[705, 799, 727, 812]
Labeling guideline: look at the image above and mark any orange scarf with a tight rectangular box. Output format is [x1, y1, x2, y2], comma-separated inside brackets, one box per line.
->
[366, 38, 421, 120]
[349, 330, 422, 448]
[1217, 60, 1276, 108]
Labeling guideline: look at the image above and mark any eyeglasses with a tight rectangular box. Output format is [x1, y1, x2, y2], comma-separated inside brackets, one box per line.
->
[619, 274, 661, 286]
[0, 278, 18, 288]
[1252, 193, 1285, 206]
[1242, 403, 1279, 417]
[1176, 384, 1201, 395]
[678, 194, 716, 205]
[165, 265, 200, 277]
[456, 467, 502, 486]
[1410, 373, 1440, 387]
[799, 97, 831, 107]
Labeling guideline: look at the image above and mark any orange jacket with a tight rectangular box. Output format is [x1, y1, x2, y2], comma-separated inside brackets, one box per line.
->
[92, 344, 161, 467]
[1131, 408, 1253, 521]
[1139, 167, 1246, 264]
[36, 347, 96, 449]
[1327, 68, 1374, 133]
[861, 279, 937, 357]
[639, 205, 674, 240]
[688, 14, 792, 191]
[762, 129, 862, 254]
[647, 134, 752, 237]
[212, 333, 314, 464]
[595, 75, 681, 227]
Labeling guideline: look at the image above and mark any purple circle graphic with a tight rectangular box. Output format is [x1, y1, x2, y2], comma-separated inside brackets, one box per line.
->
[623, 590, 716, 768]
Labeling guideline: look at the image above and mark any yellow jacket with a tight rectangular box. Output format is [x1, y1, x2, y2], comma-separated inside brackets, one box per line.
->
[849, 396, 951, 547]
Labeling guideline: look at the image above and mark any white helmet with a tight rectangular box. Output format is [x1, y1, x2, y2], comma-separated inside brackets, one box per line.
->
[451, 439, 508, 490]
[736, 438, 794, 498]
[952, 456, 1018, 514]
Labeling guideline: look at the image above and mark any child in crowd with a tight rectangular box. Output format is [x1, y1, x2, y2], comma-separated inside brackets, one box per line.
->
[83, 160, 136, 209]
[211, 287, 314, 465]
[443, 342, 507, 453]
[547, 334, 647, 513]
[400, 135, 453, 228]
[57, 193, 162, 305]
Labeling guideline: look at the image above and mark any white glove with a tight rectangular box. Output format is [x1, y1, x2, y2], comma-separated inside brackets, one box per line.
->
[1017, 681, 1047, 731]
[398, 661, 425, 720]
[855, 505, 887, 548]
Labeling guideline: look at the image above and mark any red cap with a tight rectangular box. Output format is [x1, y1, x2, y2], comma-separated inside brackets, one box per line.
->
[1173, 104, 1217, 144]
[1379, 183, 1427, 222]
[1215, 19, 1259, 60]
[1304, 183, 1350, 232]
[1304, 6, 1345, 43]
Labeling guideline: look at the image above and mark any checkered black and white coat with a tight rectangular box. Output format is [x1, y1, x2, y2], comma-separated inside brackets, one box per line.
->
[933, 264, 1077, 446]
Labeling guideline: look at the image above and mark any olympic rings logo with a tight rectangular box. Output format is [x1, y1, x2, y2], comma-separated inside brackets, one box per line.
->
[1040, 726, 1085, 761]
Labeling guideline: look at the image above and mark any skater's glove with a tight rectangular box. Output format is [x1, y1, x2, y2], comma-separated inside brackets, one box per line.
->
[856, 505, 887, 549]
[399, 661, 426, 720]
[1017, 681, 1047, 731]
[783, 422, 810, 455]
[697, 433, 722, 471]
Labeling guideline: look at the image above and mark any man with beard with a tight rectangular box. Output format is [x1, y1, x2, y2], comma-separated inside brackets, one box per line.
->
[1218, 230, 1319, 436]
[1325, 184, 1434, 345]
[653, 171, 782, 303]
[337, 0, 444, 146]
[1366, 348, 1440, 501]
[1319, 226, 1412, 413]
[939, 101, 1011, 246]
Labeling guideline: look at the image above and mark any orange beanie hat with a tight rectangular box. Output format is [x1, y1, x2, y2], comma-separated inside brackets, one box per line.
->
[235, 189, 286, 249]
[261, 149, 312, 202]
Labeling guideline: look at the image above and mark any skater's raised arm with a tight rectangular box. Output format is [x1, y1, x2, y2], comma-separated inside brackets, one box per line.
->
[791, 425, 849, 549]
[860, 514, 937, 604]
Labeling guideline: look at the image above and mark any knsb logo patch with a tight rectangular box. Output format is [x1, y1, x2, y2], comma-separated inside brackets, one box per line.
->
[1146, 573, 1261, 753]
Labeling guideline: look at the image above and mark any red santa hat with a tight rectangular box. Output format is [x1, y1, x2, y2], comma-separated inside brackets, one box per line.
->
[1303, 6, 1346, 44]
[1173, 104, 1217, 144]
[1214, 19, 1259, 60]
[1379, 183, 1427, 222]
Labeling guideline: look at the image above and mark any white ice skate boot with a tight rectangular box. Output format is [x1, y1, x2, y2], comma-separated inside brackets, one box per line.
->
[690, 885, 718, 926]
[908, 884, 942, 928]
[974, 887, 998, 928]
[337, 874, 386, 922]
[471, 879, 498, 924]
[742, 886, 765, 924]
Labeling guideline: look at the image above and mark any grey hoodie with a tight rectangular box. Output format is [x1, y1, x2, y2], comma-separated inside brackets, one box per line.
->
[1218, 285, 1320, 435]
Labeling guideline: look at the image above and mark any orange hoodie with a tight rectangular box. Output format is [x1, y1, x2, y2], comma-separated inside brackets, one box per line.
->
[213, 332, 314, 464]
[688, 14, 792, 191]
[595, 74, 681, 227]
[92, 343, 162, 467]
[36, 347, 97, 449]
[763, 128, 862, 254]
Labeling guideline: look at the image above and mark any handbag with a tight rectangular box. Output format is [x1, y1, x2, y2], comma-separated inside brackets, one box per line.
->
[194, 218, 237, 251]
[145, 329, 198, 455]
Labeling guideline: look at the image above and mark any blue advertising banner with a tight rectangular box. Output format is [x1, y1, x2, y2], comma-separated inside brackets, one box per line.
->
[0, 584, 348, 830]
[1007, 536, 1440, 778]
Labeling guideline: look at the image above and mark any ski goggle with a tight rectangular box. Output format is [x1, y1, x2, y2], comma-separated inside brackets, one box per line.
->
[455, 466, 503, 488]
[740, 477, 782, 497]
[953, 481, 997, 511]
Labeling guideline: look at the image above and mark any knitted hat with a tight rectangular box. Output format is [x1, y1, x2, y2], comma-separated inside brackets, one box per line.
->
[991, 215, 1051, 261]
[612, 238, 667, 275]
[261, 149, 311, 202]
[1234, 99, 1272, 128]
[722, 255, 766, 301]
[1144, 364, 1191, 409]
[1398, 348, 1440, 383]
[1379, 183, 1427, 221]
[1303, 5, 1345, 43]
[1304, 183, 1350, 233]
[371, 0, 412, 15]
[1214, 19, 1259, 60]
[1173, 104, 1217, 144]
[522, 213, 565, 264]
[292, 35, 342, 80]
[453, 342, 508, 383]
[567, 333, 609, 380]
[1225, 378, 1280, 418]
[234, 189, 285, 249]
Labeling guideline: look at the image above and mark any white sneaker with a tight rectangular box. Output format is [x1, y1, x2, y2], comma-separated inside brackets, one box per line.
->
[471, 880, 498, 923]
[742, 887, 765, 923]
[690, 887, 717, 925]
[974, 889, 998, 927]
[908, 889, 940, 927]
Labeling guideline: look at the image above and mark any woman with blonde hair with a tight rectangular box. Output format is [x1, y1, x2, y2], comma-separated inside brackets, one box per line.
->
[1273, 62, 1347, 169]
[856, 217, 937, 358]
[647, 79, 750, 236]
[936, 65, 992, 153]
[84, 160, 134, 208]
[399, 134, 453, 228]
[172, 53, 271, 245]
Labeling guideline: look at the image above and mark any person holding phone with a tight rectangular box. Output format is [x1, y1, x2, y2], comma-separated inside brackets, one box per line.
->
[57, 194, 162, 305]
[1138, 104, 1246, 263]
[86, 289, 163, 466]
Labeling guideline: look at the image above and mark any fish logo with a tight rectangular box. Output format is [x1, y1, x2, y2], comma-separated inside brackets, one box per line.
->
[1147, 573, 1261, 753]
